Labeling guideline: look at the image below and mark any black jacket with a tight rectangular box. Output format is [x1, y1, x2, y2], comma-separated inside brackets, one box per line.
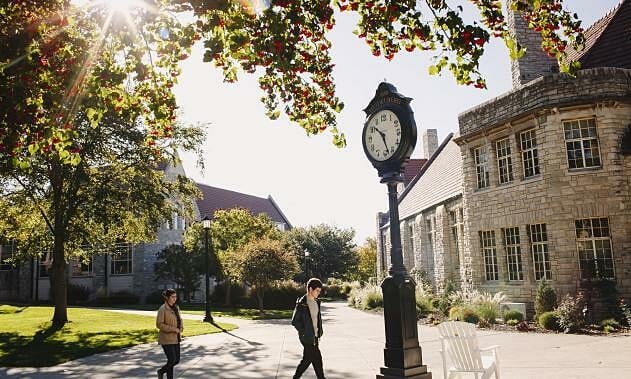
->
[291, 295, 323, 346]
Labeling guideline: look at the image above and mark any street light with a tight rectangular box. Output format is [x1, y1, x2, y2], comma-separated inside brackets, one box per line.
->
[202, 216, 214, 323]
[304, 250, 310, 279]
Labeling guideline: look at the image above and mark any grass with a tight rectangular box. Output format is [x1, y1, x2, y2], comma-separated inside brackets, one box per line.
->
[0, 305, 237, 367]
[97, 303, 294, 320]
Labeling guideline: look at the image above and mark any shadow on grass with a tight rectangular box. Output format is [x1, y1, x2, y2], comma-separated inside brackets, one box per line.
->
[0, 328, 157, 367]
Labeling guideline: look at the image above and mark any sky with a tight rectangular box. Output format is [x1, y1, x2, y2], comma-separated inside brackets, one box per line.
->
[174, 1, 622, 244]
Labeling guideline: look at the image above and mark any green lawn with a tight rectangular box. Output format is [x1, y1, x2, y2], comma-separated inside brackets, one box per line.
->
[0, 305, 237, 367]
[98, 303, 293, 320]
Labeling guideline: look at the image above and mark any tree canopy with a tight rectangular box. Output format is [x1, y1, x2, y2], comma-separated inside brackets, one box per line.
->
[2, 0, 585, 164]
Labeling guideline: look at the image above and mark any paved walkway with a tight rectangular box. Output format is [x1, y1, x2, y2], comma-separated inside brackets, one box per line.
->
[2, 301, 631, 378]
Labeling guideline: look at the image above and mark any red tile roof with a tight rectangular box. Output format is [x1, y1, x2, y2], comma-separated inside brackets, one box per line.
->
[566, 0, 631, 69]
[403, 159, 428, 186]
[195, 183, 291, 227]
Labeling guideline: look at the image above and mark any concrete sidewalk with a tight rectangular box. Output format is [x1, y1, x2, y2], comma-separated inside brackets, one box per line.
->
[2, 301, 631, 378]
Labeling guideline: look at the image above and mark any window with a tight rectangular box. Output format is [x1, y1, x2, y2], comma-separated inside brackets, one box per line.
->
[529, 223, 551, 280]
[563, 118, 601, 169]
[111, 243, 133, 275]
[408, 223, 415, 255]
[575, 218, 614, 279]
[503, 227, 523, 281]
[39, 250, 52, 277]
[480, 231, 498, 281]
[474, 147, 490, 189]
[426, 217, 435, 256]
[71, 257, 93, 277]
[496, 138, 514, 184]
[520, 129, 540, 178]
[0, 240, 16, 271]
[450, 209, 463, 266]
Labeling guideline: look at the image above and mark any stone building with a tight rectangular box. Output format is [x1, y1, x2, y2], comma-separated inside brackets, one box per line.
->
[0, 160, 291, 303]
[455, 1, 631, 306]
[377, 1, 631, 311]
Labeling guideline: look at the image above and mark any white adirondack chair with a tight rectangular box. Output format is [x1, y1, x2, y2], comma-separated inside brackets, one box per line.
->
[437, 321, 500, 379]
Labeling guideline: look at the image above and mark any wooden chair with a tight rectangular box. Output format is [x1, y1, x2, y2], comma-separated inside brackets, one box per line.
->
[437, 321, 500, 379]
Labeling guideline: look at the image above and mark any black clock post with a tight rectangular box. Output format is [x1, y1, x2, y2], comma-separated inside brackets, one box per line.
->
[362, 82, 431, 379]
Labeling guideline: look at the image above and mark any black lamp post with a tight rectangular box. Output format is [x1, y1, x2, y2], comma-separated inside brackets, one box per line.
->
[202, 216, 214, 323]
[361, 82, 431, 379]
[304, 249, 310, 279]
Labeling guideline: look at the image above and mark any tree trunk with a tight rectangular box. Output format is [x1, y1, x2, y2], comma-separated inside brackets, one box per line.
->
[50, 159, 68, 327]
[256, 287, 264, 315]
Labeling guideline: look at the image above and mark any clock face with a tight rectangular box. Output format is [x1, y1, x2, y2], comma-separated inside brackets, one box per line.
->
[363, 110, 402, 162]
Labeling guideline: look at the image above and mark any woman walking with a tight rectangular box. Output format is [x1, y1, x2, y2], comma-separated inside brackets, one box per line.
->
[156, 288, 182, 379]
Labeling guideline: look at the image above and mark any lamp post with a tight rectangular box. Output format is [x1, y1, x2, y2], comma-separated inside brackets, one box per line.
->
[202, 216, 214, 323]
[304, 250, 310, 279]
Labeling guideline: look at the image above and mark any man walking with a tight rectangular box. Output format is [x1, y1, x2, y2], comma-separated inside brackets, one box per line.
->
[291, 278, 326, 379]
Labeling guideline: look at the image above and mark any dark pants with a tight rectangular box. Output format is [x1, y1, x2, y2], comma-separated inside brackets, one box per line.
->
[293, 342, 325, 379]
[159, 344, 180, 379]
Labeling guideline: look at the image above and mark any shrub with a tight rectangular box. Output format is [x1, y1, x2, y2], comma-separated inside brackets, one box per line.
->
[254, 280, 304, 310]
[556, 293, 586, 333]
[619, 298, 631, 327]
[599, 318, 620, 333]
[324, 278, 359, 299]
[506, 319, 519, 326]
[503, 310, 524, 323]
[538, 311, 559, 330]
[448, 305, 479, 324]
[535, 280, 557, 319]
[475, 303, 498, 324]
[145, 289, 165, 304]
[96, 290, 140, 306]
[516, 321, 530, 332]
[67, 283, 91, 305]
[348, 284, 383, 310]
[210, 281, 247, 307]
[437, 280, 457, 315]
[416, 296, 434, 318]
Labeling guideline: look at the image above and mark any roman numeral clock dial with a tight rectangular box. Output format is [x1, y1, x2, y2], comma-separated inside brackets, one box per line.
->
[364, 110, 402, 161]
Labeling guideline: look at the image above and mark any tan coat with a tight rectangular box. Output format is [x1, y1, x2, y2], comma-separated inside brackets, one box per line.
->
[156, 303, 182, 345]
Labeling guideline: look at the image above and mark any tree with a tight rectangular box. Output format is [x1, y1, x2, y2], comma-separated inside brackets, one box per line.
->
[2, 1, 586, 162]
[184, 207, 281, 306]
[234, 237, 299, 313]
[286, 224, 357, 280]
[154, 244, 203, 303]
[349, 237, 377, 283]
[0, 112, 203, 326]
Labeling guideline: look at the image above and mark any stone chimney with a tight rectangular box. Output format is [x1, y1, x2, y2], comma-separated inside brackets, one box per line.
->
[507, 4, 559, 88]
[422, 129, 438, 159]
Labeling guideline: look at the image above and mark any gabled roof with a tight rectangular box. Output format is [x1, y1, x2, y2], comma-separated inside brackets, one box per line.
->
[403, 158, 428, 187]
[566, 0, 631, 69]
[398, 133, 462, 220]
[195, 183, 292, 227]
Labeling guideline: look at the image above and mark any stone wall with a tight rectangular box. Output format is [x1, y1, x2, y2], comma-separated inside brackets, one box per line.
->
[456, 101, 631, 304]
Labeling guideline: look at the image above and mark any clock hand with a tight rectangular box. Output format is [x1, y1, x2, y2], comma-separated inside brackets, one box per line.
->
[378, 130, 389, 152]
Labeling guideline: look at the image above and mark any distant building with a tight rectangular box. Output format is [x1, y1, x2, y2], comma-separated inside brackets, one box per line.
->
[0, 161, 291, 303]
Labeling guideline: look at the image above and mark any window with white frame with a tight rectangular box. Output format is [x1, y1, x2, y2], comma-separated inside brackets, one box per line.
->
[0, 240, 16, 271]
[110, 243, 133, 275]
[39, 250, 52, 277]
[407, 223, 415, 256]
[520, 129, 540, 178]
[563, 118, 601, 169]
[528, 223, 551, 280]
[503, 227, 523, 281]
[473, 147, 490, 189]
[575, 218, 614, 279]
[496, 138, 514, 184]
[71, 257, 93, 277]
[480, 231, 498, 281]
[449, 209, 463, 263]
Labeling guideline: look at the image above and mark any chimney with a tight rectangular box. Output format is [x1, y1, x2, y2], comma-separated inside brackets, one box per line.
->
[507, 4, 559, 88]
[422, 129, 438, 159]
